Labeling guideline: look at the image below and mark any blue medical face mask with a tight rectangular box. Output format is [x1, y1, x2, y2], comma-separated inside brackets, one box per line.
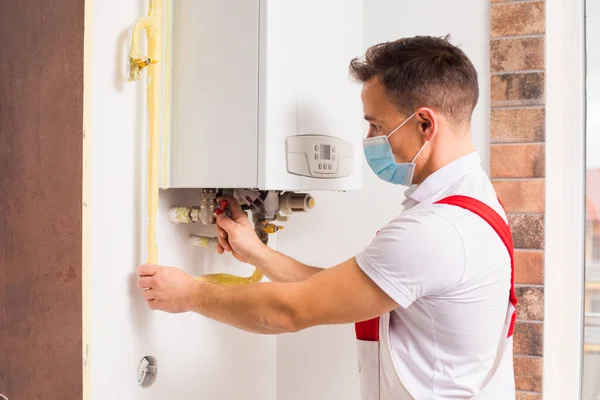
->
[362, 112, 428, 186]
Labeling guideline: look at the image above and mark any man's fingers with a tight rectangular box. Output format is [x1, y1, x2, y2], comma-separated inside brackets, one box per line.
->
[217, 196, 247, 222]
[232, 251, 248, 264]
[217, 233, 231, 252]
[142, 289, 155, 301]
[216, 244, 224, 254]
[138, 276, 153, 288]
[216, 223, 227, 239]
[215, 225, 231, 250]
[216, 213, 236, 233]
[137, 263, 159, 277]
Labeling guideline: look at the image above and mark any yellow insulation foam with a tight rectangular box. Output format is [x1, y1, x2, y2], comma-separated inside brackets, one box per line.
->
[196, 268, 264, 285]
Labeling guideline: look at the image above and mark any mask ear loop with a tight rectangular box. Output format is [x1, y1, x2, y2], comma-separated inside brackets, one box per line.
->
[411, 140, 428, 163]
[410, 122, 436, 163]
[386, 112, 417, 138]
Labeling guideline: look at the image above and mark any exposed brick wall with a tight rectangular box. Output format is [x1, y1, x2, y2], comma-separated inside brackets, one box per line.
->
[490, 0, 546, 398]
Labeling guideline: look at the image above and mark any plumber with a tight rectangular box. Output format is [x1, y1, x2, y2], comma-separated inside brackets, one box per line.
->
[137, 35, 516, 399]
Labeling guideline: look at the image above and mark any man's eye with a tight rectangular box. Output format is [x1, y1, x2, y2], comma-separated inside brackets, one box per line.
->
[370, 124, 379, 131]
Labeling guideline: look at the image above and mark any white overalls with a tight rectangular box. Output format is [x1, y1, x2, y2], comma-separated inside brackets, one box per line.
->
[355, 195, 518, 399]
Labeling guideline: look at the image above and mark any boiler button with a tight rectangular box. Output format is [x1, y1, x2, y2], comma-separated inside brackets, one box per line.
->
[332, 146, 336, 153]
[318, 163, 323, 169]
[314, 145, 319, 151]
[315, 154, 319, 160]
[328, 164, 332, 170]
[332, 155, 336, 161]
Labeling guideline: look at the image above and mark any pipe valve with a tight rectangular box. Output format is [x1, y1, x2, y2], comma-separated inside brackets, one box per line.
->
[263, 224, 284, 234]
[279, 192, 315, 215]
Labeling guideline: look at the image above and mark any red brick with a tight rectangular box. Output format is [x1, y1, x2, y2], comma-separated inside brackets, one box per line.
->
[514, 357, 543, 392]
[491, 73, 545, 107]
[514, 322, 543, 356]
[516, 392, 542, 400]
[491, 108, 545, 143]
[491, 2, 545, 37]
[491, 37, 544, 73]
[491, 144, 545, 178]
[510, 215, 544, 249]
[515, 250, 544, 285]
[493, 180, 545, 213]
[515, 286, 544, 321]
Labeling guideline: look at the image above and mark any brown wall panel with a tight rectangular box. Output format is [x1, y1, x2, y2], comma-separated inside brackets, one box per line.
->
[0, 1, 85, 398]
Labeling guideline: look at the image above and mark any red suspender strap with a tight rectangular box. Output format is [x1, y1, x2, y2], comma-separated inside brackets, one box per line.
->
[355, 317, 380, 341]
[435, 195, 518, 337]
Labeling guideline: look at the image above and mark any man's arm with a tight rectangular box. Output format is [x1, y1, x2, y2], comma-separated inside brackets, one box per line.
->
[136, 256, 398, 334]
[214, 196, 323, 282]
[249, 247, 323, 283]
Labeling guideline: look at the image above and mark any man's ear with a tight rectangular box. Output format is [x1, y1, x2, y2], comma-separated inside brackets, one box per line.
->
[416, 107, 438, 141]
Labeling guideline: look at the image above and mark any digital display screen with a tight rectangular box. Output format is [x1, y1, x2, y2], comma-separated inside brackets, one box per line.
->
[319, 144, 331, 160]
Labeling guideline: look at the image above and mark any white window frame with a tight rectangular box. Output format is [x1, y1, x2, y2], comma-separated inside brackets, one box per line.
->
[544, 0, 587, 398]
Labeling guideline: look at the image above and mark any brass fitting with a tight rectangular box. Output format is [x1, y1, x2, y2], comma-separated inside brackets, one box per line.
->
[264, 224, 284, 234]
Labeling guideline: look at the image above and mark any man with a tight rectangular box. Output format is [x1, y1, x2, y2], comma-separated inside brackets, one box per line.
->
[137, 35, 516, 399]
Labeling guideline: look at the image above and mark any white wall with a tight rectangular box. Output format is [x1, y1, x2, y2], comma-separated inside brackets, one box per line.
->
[89, 1, 489, 399]
[88, 2, 276, 399]
[543, 0, 586, 397]
[275, 1, 490, 399]
[587, 0, 600, 169]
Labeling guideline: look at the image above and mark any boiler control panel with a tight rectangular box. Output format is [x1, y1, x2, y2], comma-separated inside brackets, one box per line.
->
[285, 135, 354, 179]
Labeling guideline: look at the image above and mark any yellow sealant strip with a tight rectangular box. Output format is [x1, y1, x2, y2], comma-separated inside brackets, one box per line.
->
[129, 0, 161, 264]
[146, 0, 161, 264]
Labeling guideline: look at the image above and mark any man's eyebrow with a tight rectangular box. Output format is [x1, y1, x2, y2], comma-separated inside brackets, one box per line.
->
[364, 115, 379, 122]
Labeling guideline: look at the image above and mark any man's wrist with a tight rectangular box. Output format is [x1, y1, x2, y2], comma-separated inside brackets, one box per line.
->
[186, 279, 208, 314]
[248, 244, 274, 269]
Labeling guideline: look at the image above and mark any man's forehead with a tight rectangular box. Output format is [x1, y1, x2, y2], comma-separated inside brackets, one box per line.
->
[362, 78, 397, 120]
[361, 76, 385, 96]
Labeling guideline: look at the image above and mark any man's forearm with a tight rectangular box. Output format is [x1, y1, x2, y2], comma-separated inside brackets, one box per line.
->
[188, 280, 303, 334]
[249, 247, 323, 283]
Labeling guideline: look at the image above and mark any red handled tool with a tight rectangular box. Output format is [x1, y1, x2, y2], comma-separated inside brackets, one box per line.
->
[215, 200, 228, 216]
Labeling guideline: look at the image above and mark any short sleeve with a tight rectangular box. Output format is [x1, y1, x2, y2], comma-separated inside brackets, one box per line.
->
[355, 211, 466, 308]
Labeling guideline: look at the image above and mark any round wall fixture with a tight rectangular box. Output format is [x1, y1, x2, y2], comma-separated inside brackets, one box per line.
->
[137, 355, 158, 388]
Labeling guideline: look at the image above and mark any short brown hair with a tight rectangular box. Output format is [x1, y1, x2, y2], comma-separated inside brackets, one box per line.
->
[349, 35, 479, 126]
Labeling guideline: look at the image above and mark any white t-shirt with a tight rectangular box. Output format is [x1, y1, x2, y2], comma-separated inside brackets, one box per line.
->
[356, 151, 512, 399]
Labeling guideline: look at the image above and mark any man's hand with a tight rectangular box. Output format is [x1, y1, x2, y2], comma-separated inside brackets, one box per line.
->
[215, 196, 269, 264]
[136, 264, 200, 313]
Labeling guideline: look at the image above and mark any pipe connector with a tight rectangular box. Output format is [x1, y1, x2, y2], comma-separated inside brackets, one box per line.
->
[189, 235, 219, 248]
[200, 189, 217, 224]
[168, 189, 219, 225]
[279, 192, 315, 215]
[264, 223, 284, 234]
